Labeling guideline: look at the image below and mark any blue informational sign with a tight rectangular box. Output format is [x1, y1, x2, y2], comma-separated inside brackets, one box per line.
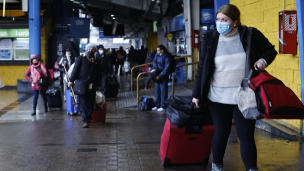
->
[169, 14, 185, 32]
[0, 49, 12, 60]
[54, 17, 70, 35]
[70, 18, 90, 38]
[201, 9, 215, 24]
[99, 31, 120, 38]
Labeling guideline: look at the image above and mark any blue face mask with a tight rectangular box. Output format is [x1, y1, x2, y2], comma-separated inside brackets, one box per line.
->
[99, 50, 104, 54]
[159, 53, 163, 56]
[216, 22, 231, 35]
[66, 54, 71, 57]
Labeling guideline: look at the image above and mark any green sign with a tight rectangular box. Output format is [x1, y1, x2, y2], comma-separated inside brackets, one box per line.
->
[0, 29, 29, 38]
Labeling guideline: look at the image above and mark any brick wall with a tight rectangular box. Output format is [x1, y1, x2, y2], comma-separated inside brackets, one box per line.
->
[230, 0, 302, 132]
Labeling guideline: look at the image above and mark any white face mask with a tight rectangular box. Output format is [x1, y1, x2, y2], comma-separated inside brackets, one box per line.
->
[99, 50, 104, 54]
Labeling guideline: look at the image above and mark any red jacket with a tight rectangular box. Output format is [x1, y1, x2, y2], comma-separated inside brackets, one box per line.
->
[116, 49, 126, 61]
[24, 56, 51, 91]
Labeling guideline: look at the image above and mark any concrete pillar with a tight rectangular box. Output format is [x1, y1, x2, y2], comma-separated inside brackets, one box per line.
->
[296, 0, 304, 134]
[183, 0, 192, 56]
[29, 0, 41, 59]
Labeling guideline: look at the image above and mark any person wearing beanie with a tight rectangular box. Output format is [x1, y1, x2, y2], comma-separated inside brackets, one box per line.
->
[68, 43, 102, 128]
[25, 56, 51, 115]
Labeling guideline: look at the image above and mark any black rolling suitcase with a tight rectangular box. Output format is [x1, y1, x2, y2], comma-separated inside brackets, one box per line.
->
[104, 76, 120, 99]
[46, 86, 62, 111]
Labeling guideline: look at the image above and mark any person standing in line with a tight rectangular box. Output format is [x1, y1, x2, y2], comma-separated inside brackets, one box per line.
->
[25, 56, 51, 115]
[191, 4, 277, 171]
[57, 48, 75, 101]
[96, 45, 113, 94]
[68, 43, 102, 128]
[116, 46, 126, 75]
[151, 45, 171, 112]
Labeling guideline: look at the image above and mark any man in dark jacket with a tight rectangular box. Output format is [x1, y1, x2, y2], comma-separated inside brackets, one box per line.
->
[68, 43, 101, 128]
[137, 46, 147, 65]
[151, 45, 171, 112]
[116, 46, 126, 75]
[96, 45, 113, 94]
[57, 48, 75, 101]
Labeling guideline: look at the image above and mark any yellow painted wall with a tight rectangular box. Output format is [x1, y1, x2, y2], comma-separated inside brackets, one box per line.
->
[0, 10, 25, 17]
[147, 31, 159, 52]
[0, 18, 53, 86]
[230, 0, 302, 132]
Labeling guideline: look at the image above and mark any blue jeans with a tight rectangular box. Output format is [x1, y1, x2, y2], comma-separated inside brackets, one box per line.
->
[33, 90, 47, 108]
[155, 76, 169, 108]
[79, 89, 96, 123]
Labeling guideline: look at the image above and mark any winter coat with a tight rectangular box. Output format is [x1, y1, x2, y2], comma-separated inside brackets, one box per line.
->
[152, 53, 171, 80]
[96, 51, 113, 75]
[116, 49, 126, 62]
[137, 48, 147, 65]
[128, 50, 137, 63]
[111, 51, 117, 64]
[57, 55, 75, 72]
[192, 26, 278, 101]
[25, 56, 51, 91]
[69, 53, 102, 88]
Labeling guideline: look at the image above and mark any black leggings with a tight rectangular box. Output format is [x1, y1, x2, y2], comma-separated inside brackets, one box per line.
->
[208, 100, 257, 170]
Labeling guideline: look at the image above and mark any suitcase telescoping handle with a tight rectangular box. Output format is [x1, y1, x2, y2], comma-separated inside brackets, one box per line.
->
[63, 65, 79, 105]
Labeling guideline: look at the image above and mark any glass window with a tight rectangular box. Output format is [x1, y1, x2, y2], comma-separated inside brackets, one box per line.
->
[0, 39, 12, 60]
[13, 39, 29, 60]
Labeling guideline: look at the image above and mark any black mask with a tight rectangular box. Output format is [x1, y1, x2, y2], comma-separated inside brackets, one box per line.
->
[87, 51, 94, 58]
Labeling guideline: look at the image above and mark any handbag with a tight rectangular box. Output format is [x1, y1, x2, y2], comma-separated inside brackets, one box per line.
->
[237, 27, 261, 120]
[249, 69, 304, 119]
[73, 64, 95, 96]
[39, 78, 49, 87]
[54, 61, 60, 70]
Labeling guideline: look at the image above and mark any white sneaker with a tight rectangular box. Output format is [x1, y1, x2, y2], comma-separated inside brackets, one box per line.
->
[157, 108, 164, 112]
[152, 107, 158, 111]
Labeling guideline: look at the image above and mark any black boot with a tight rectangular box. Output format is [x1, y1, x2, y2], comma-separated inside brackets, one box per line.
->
[31, 107, 36, 115]
[44, 105, 48, 113]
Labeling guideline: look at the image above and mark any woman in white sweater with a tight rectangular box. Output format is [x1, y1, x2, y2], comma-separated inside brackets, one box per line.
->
[192, 4, 277, 171]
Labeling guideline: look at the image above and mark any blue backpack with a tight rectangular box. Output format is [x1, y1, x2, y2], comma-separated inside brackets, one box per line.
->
[138, 97, 155, 111]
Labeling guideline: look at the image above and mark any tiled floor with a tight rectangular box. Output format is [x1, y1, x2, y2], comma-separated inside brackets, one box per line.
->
[0, 74, 304, 171]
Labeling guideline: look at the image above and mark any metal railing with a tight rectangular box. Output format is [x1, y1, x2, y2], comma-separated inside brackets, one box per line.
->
[136, 61, 199, 104]
[130, 55, 193, 91]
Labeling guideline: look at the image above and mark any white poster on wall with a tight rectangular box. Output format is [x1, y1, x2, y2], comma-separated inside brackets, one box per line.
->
[0, 39, 12, 49]
[14, 41, 29, 49]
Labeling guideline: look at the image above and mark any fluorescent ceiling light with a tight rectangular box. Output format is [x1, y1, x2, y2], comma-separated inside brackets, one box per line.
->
[16, 38, 29, 39]
[113, 17, 116, 19]
[111, 14, 114, 17]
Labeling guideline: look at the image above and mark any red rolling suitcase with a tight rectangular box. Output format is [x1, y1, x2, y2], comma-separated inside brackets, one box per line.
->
[91, 103, 107, 123]
[160, 118, 215, 167]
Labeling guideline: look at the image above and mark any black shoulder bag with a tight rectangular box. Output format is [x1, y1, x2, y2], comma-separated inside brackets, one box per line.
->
[73, 62, 95, 96]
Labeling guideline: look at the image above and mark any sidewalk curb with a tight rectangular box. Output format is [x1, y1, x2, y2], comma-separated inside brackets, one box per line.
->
[255, 119, 302, 140]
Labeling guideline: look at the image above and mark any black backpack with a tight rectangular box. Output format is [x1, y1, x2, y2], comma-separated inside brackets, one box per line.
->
[163, 53, 176, 74]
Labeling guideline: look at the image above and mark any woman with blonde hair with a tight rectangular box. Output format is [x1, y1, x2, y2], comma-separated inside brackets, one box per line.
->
[192, 4, 277, 171]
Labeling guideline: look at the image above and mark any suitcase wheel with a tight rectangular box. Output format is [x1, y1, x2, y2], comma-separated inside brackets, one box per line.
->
[49, 108, 52, 111]
[202, 156, 209, 167]
[103, 122, 105, 124]
[59, 108, 62, 111]
[163, 157, 170, 168]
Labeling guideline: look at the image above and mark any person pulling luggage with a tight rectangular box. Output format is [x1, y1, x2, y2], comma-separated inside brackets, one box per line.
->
[191, 4, 277, 171]
[151, 45, 171, 112]
[25, 56, 51, 115]
[57, 48, 75, 101]
[68, 43, 102, 128]
[96, 45, 113, 94]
